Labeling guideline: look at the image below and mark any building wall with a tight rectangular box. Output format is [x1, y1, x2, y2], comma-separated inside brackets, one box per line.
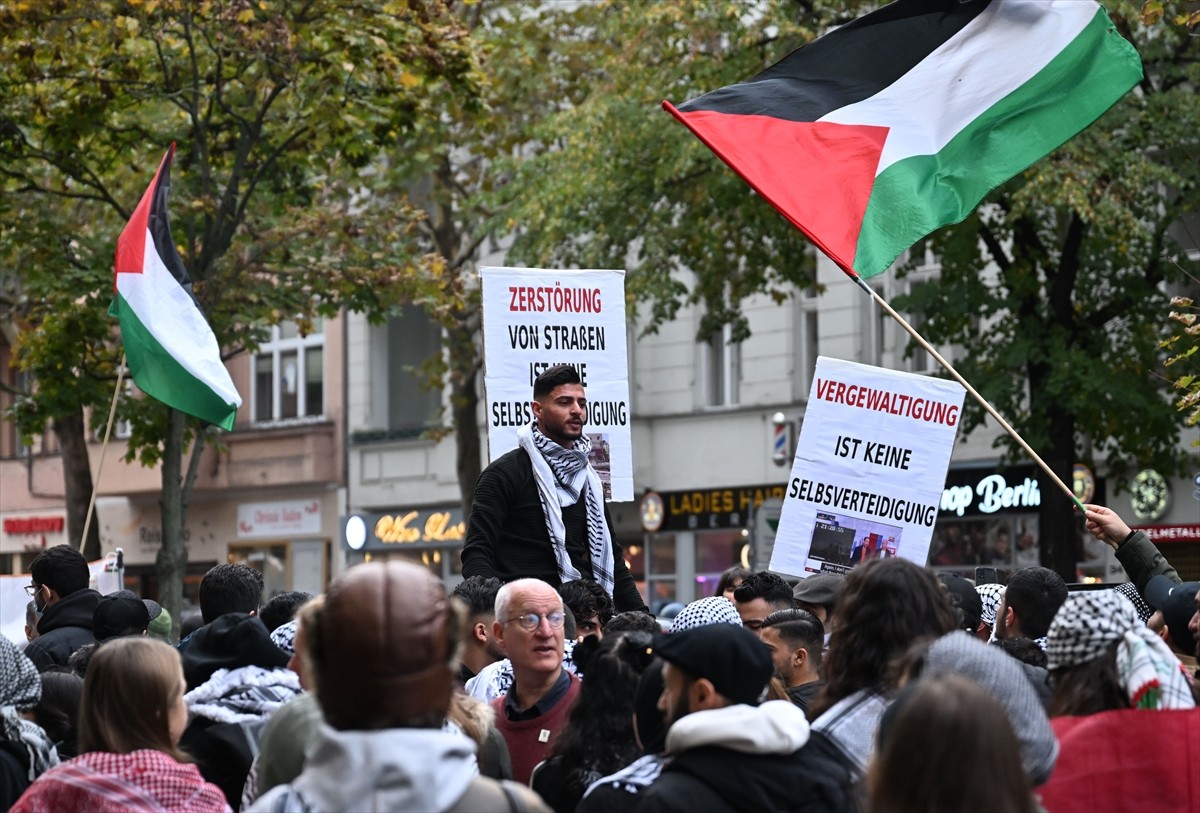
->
[0, 314, 348, 599]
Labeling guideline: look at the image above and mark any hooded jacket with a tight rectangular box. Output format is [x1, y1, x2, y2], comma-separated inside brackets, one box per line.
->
[636, 701, 854, 813]
[181, 665, 302, 809]
[23, 590, 100, 671]
[181, 613, 289, 691]
[246, 725, 546, 813]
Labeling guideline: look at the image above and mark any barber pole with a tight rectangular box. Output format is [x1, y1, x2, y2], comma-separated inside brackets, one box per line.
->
[772, 412, 789, 466]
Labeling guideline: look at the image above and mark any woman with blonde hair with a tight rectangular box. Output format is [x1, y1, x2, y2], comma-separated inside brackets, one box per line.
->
[11, 637, 229, 812]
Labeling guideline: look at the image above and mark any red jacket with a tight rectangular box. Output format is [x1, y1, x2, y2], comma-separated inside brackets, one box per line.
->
[1038, 709, 1200, 813]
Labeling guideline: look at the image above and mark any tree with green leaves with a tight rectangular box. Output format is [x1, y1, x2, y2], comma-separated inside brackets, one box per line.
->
[504, 0, 1197, 580]
[1, 0, 479, 634]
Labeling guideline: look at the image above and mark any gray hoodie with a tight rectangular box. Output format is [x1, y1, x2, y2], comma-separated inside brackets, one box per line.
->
[247, 725, 478, 812]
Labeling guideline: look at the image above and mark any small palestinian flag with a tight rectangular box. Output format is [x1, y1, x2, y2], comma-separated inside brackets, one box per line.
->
[664, 0, 1142, 279]
[110, 145, 242, 430]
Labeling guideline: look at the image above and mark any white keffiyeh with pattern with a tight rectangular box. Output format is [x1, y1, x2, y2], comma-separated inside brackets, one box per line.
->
[519, 421, 615, 596]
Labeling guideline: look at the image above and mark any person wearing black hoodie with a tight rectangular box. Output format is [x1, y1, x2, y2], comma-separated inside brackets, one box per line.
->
[23, 546, 100, 672]
[636, 624, 853, 813]
[178, 564, 293, 809]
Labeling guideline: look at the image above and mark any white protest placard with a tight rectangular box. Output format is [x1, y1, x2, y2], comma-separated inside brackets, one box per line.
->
[480, 267, 633, 502]
[770, 356, 965, 578]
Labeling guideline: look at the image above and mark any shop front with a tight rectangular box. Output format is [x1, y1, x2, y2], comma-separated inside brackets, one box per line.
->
[99, 494, 334, 609]
[638, 483, 786, 613]
[341, 506, 466, 584]
[933, 462, 1108, 580]
[0, 511, 68, 575]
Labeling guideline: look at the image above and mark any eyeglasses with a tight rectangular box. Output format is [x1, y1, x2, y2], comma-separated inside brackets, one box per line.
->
[503, 611, 565, 632]
[24, 584, 41, 597]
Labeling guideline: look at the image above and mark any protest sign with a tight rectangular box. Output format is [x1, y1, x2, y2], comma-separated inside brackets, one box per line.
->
[480, 267, 633, 502]
[770, 356, 965, 577]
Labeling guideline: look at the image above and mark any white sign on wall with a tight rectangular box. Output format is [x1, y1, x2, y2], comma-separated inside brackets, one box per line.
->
[770, 357, 965, 578]
[480, 267, 634, 502]
[237, 499, 322, 539]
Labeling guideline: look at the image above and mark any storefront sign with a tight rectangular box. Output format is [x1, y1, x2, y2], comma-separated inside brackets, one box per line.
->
[1132, 524, 1200, 544]
[3, 516, 64, 534]
[772, 357, 965, 578]
[652, 484, 786, 531]
[0, 512, 68, 554]
[480, 267, 634, 501]
[237, 499, 322, 539]
[341, 508, 465, 551]
[939, 464, 1105, 518]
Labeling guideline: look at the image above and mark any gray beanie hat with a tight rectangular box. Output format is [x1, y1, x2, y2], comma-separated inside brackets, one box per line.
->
[921, 630, 1058, 785]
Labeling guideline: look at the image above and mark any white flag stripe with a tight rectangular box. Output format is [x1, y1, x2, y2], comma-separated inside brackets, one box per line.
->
[819, 0, 1098, 176]
[119, 228, 241, 408]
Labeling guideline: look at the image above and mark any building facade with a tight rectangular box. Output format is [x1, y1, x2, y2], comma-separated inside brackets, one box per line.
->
[334, 253, 1199, 608]
[0, 316, 347, 610]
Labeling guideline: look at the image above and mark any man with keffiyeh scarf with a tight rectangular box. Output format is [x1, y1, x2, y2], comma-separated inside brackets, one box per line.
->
[463, 365, 647, 613]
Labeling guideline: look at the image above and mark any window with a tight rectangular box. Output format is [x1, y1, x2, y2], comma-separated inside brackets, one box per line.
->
[903, 247, 940, 375]
[253, 320, 324, 423]
[796, 287, 820, 396]
[704, 324, 740, 407]
[862, 281, 887, 367]
[369, 304, 442, 434]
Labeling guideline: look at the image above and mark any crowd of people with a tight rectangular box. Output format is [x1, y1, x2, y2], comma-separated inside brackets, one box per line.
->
[1, 499, 1197, 812]
[3, 365, 1198, 811]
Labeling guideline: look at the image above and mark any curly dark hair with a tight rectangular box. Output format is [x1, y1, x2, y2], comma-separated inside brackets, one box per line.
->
[533, 632, 655, 810]
[732, 571, 793, 609]
[451, 575, 503, 618]
[604, 610, 660, 635]
[258, 591, 312, 633]
[558, 579, 616, 630]
[811, 558, 957, 718]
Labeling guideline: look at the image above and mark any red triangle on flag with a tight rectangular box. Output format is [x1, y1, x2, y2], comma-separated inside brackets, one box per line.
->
[664, 104, 887, 275]
[114, 146, 175, 289]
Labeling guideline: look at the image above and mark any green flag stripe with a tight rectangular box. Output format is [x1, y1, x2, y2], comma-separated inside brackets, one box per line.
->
[853, 10, 1141, 278]
[113, 293, 239, 430]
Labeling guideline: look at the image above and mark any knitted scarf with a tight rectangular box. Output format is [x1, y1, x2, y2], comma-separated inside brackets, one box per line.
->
[518, 421, 615, 596]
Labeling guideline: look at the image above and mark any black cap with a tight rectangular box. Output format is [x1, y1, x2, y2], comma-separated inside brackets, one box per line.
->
[939, 573, 983, 632]
[653, 623, 773, 706]
[94, 595, 151, 641]
[107, 589, 163, 620]
[1147, 577, 1199, 654]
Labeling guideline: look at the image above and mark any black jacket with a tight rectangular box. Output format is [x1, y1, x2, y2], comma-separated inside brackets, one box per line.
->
[24, 589, 100, 671]
[462, 448, 647, 613]
[635, 740, 856, 813]
[180, 613, 289, 691]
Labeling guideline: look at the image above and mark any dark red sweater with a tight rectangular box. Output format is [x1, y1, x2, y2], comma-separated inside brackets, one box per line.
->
[492, 672, 582, 785]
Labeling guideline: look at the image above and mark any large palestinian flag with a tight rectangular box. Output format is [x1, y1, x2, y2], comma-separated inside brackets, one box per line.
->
[110, 146, 241, 430]
[663, 0, 1142, 279]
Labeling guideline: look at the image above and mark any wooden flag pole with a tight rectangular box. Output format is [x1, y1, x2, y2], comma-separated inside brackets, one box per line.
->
[851, 275, 1085, 514]
[80, 356, 127, 552]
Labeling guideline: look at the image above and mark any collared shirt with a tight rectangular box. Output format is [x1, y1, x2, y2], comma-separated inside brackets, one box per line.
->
[504, 669, 571, 721]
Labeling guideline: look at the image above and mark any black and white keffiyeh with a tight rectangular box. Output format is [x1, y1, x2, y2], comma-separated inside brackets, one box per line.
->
[0, 637, 59, 781]
[519, 421, 615, 596]
[1046, 590, 1194, 711]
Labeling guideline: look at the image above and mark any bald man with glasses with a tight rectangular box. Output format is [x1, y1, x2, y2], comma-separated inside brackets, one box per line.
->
[490, 578, 582, 784]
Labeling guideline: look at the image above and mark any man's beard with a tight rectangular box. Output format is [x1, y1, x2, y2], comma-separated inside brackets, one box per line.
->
[667, 693, 692, 729]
